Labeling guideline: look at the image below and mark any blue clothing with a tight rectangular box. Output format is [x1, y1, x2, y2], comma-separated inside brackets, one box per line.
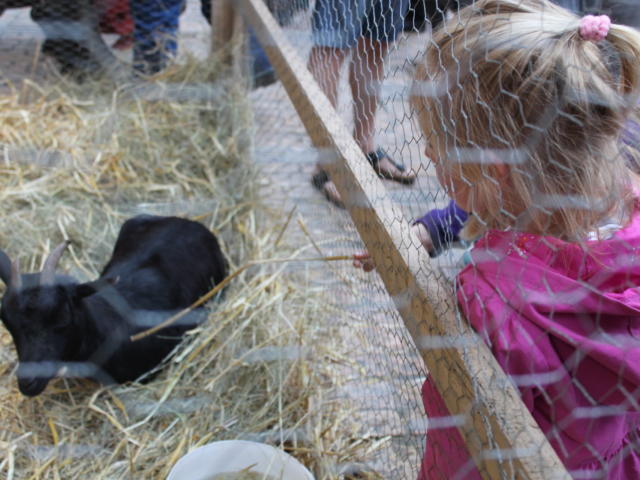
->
[313, 0, 410, 49]
[414, 201, 468, 257]
[130, 0, 182, 75]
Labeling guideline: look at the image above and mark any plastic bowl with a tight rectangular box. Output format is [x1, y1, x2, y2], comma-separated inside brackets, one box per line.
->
[166, 440, 315, 480]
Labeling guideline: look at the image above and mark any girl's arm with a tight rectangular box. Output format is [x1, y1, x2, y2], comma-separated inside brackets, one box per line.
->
[353, 223, 433, 272]
[353, 200, 467, 271]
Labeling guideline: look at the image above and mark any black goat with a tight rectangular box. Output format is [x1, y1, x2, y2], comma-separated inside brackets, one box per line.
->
[0, 215, 228, 396]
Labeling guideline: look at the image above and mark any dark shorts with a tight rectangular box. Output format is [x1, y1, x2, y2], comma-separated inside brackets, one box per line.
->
[312, 0, 410, 49]
[561, 0, 640, 27]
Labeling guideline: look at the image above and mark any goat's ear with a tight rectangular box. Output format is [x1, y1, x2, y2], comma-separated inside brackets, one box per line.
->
[75, 277, 119, 299]
[0, 250, 12, 287]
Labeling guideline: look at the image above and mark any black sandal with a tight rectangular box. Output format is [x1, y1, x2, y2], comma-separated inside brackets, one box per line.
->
[366, 148, 416, 185]
[311, 170, 345, 208]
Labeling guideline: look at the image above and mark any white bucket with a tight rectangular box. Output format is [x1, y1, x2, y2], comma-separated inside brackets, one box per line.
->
[166, 440, 315, 480]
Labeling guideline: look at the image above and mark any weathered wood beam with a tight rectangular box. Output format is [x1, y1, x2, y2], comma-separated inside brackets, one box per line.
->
[236, 1, 571, 478]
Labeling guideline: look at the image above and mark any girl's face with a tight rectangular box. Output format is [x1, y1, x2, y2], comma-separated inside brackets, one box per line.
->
[425, 143, 472, 211]
[425, 140, 511, 217]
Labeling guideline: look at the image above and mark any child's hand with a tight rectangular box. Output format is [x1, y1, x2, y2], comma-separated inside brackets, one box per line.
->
[353, 251, 376, 272]
[353, 223, 433, 272]
[353, 225, 434, 273]
[412, 222, 434, 253]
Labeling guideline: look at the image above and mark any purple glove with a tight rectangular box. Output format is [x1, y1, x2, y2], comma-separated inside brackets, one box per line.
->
[413, 200, 468, 257]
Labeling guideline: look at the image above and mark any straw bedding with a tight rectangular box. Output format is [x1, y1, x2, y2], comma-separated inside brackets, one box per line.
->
[0, 60, 381, 479]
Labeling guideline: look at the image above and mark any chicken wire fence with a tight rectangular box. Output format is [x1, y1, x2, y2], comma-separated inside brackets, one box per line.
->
[229, 0, 640, 478]
[1, 0, 640, 479]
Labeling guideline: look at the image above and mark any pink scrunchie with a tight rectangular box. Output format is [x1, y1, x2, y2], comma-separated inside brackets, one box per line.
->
[579, 14, 611, 42]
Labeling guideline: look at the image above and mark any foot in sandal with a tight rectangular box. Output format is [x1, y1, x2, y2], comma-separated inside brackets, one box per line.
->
[367, 148, 417, 185]
[311, 169, 344, 208]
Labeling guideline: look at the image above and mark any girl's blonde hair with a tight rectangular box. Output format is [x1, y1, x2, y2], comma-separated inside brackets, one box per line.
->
[411, 0, 640, 240]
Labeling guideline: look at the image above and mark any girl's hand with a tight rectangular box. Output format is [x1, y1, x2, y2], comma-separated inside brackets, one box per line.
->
[353, 251, 376, 272]
[412, 222, 434, 253]
[353, 223, 435, 273]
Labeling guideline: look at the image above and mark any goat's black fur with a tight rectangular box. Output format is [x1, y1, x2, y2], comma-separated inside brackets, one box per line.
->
[0, 215, 228, 396]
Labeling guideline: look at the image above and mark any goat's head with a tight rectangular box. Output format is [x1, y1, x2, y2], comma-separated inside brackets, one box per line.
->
[0, 242, 92, 396]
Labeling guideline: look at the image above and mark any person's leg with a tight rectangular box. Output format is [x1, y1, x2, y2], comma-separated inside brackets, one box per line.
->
[350, 1, 416, 183]
[308, 45, 350, 107]
[308, 45, 350, 207]
[350, 0, 416, 183]
[130, 0, 182, 75]
[309, 0, 366, 104]
[308, 0, 365, 206]
[350, 36, 388, 154]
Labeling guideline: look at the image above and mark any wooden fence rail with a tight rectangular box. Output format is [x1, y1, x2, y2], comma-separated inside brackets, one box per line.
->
[213, 1, 572, 478]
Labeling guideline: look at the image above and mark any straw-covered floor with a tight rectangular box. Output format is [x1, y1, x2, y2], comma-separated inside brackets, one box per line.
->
[0, 60, 380, 479]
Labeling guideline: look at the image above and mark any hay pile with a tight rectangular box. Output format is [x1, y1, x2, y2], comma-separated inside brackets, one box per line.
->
[0, 61, 377, 479]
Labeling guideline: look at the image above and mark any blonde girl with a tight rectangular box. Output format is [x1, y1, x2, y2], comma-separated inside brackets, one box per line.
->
[355, 0, 640, 477]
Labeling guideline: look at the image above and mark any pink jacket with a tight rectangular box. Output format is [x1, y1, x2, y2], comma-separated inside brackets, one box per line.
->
[419, 201, 640, 479]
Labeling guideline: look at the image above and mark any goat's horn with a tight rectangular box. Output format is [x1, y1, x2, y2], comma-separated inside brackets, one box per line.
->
[10, 258, 22, 292]
[40, 241, 70, 285]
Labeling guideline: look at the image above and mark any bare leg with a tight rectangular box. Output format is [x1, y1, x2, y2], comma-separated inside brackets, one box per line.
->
[350, 36, 388, 153]
[308, 45, 350, 206]
[350, 36, 416, 182]
[308, 45, 349, 108]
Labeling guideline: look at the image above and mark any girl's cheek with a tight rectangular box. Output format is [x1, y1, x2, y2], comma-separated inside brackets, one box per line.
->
[450, 181, 471, 211]
[434, 162, 446, 188]
[439, 168, 472, 211]
[431, 151, 471, 211]
[434, 163, 455, 195]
